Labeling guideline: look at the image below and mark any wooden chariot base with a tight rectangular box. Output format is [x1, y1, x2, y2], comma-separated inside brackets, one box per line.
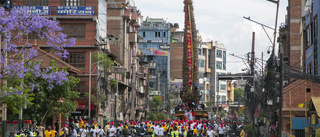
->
[173, 110, 208, 120]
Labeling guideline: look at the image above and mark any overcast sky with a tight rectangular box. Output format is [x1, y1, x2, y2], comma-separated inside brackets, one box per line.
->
[133, 0, 288, 74]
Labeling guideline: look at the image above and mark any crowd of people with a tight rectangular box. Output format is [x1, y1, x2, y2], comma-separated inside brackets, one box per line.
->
[8, 115, 248, 137]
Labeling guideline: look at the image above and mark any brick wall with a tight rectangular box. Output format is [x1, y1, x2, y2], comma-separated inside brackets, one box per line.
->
[170, 42, 183, 79]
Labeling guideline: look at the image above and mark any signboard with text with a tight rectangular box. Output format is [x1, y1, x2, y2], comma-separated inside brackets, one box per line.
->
[159, 44, 170, 49]
[57, 6, 94, 15]
[13, 6, 51, 15]
[154, 50, 167, 56]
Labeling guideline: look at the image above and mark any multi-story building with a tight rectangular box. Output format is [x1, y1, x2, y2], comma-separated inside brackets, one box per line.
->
[4, 0, 109, 130]
[0, 0, 147, 132]
[277, 0, 320, 135]
[107, 0, 145, 121]
[138, 17, 171, 97]
[205, 41, 227, 111]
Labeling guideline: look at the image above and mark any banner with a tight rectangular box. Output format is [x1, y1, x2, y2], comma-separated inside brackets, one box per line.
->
[154, 50, 167, 56]
[185, 0, 193, 86]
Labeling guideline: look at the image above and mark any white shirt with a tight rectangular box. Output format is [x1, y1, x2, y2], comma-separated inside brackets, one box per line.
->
[207, 130, 215, 137]
[96, 128, 105, 136]
[218, 127, 225, 134]
[109, 127, 116, 136]
[79, 128, 87, 137]
[90, 129, 96, 137]
[158, 127, 164, 136]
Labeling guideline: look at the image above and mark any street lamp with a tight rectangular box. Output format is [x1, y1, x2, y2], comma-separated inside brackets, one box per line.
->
[110, 66, 126, 124]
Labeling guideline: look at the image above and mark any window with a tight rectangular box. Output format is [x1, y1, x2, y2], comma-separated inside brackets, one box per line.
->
[217, 49, 222, 58]
[220, 84, 226, 90]
[158, 32, 161, 37]
[222, 96, 226, 104]
[223, 50, 226, 70]
[216, 61, 222, 69]
[63, 52, 85, 68]
[216, 72, 219, 92]
[74, 81, 85, 97]
[163, 32, 166, 37]
[155, 32, 158, 37]
[143, 32, 146, 37]
[198, 49, 201, 55]
[61, 24, 86, 40]
[62, 0, 85, 6]
[307, 62, 312, 74]
[199, 60, 205, 68]
[199, 72, 204, 78]
[24, 0, 48, 6]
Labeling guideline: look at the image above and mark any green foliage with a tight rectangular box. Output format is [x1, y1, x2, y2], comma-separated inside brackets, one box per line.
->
[219, 111, 226, 117]
[148, 112, 157, 121]
[92, 51, 115, 71]
[243, 124, 257, 137]
[147, 112, 168, 121]
[234, 88, 245, 103]
[23, 60, 79, 124]
[233, 111, 238, 116]
[149, 96, 162, 112]
[110, 80, 118, 88]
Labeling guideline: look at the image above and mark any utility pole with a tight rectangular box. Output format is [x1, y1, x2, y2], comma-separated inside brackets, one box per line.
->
[251, 32, 255, 137]
[278, 43, 283, 137]
[89, 52, 92, 125]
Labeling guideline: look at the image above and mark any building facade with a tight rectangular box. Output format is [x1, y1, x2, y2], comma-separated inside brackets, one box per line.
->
[138, 17, 171, 97]
[0, 0, 147, 132]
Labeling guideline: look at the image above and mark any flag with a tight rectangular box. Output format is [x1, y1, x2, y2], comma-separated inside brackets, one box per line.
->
[254, 104, 260, 118]
[298, 103, 304, 108]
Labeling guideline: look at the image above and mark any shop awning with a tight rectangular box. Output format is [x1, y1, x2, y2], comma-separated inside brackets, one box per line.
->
[310, 97, 320, 116]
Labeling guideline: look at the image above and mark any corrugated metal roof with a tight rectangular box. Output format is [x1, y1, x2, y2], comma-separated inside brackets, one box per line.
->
[311, 97, 320, 116]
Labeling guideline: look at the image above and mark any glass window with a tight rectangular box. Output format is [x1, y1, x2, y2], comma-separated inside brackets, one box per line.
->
[199, 72, 204, 78]
[24, 0, 48, 6]
[217, 49, 222, 58]
[143, 32, 146, 37]
[222, 96, 226, 104]
[61, 24, 86, 40]
[216, 72, 219, 92]
[163, 32, 166, 37]
[62, 0, 85, 6]
[62, 52, 85, 68]
[199, 60, 205, 68]
[216, 61, 222, 69]
[220, 84, 226, 90]
[198, 49, 201, 55]
[155, 32, 157, 37]
[74, 81, 85, 97]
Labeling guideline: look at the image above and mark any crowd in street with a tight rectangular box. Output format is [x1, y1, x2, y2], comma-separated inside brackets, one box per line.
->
[8, 115, 251, 137]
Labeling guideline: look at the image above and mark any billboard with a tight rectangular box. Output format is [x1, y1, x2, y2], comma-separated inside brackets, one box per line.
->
[154, 50, 167, 56]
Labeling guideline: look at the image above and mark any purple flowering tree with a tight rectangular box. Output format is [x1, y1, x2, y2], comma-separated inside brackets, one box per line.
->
[0, 7, 76, 113]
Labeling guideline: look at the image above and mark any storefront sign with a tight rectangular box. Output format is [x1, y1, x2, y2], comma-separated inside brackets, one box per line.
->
[159, 44, 170, 49]
[13, 6, 51, 15]
[221, 104, 227, 108]
[77, 103, 94, 110]
[154, 50, 167, 56]
[57, 6, 94, 15]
